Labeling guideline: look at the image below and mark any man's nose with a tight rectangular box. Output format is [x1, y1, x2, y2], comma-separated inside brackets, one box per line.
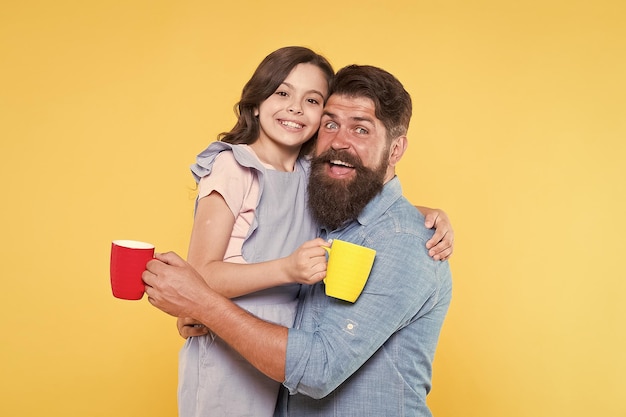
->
[330, 128, 351, 150]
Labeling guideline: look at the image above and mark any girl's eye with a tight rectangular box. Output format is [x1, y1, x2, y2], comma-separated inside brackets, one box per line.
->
[307, 98, 320, 105]
[276, 91, 288, 97]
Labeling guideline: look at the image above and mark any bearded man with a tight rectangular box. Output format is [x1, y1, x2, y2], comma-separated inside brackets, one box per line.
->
[144, 64, 453, 417]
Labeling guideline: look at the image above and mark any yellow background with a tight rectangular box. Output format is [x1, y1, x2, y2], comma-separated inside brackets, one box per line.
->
[2, 1, 625, 416]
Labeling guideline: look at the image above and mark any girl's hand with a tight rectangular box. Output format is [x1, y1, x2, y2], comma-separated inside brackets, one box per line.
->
[283, 238, 328, 284]
[418, 207, 455, 261]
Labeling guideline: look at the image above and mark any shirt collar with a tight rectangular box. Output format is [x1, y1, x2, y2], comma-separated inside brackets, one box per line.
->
[318, 176, 403, 237]
[355, 176, 402, 226]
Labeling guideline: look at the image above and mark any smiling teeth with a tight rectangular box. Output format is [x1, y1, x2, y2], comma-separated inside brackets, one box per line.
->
[281, 120, 303, 129]
[330, 160, 354, 168]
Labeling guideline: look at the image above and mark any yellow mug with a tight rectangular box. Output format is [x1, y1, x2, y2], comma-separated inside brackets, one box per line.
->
[322, 240, 376, 303]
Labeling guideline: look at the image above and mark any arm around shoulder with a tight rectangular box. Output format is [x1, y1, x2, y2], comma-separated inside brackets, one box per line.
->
[415, 205, 454, 261]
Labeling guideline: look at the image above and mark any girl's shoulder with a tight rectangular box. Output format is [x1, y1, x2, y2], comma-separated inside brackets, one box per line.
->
[192, 143, 265, 182]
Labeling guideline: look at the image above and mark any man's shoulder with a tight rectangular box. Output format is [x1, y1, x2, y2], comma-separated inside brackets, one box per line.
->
[363, 196, 451, 292]
[356, 178, 434, 244]
[354, 196, 435, 265]
[381, 196, 432, 238]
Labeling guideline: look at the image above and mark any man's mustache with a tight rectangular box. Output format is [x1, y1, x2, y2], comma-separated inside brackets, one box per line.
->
[313, 149, 364, 170]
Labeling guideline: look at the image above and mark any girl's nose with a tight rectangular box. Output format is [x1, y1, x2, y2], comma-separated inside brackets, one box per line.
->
[288, 103, 303, 114]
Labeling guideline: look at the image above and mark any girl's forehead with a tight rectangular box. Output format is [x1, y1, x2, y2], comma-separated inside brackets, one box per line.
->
[282, 63, 330, 95]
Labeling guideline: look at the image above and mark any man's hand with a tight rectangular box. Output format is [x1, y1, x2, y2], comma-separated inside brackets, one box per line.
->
[418, 207, 455, 261]
[144, 251, 288, 382]
[142, 252, 211, 318]
[177, 317, 210, 339]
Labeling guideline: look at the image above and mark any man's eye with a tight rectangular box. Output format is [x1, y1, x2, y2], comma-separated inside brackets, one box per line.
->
[355, 127, 368, 134]
[324, 121, 338, 129]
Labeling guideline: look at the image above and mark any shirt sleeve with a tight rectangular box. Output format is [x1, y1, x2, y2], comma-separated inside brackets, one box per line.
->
[283, 225, 451, 399]
[197, 150, 256, 218]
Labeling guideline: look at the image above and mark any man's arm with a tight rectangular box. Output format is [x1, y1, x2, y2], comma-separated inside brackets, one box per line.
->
[143, 251, 288, 381]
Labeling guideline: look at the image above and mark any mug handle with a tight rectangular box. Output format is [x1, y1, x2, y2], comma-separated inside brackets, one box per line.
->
[321, 245, 332, 283]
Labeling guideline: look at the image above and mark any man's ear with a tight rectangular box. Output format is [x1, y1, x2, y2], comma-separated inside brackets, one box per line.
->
[388, 136, 408, 167]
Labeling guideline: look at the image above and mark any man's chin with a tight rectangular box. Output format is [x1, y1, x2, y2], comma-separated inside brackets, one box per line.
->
[309, 164, 386, 230]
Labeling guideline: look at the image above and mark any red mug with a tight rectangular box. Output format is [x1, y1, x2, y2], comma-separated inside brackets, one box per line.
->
[110, 240, 155, 300]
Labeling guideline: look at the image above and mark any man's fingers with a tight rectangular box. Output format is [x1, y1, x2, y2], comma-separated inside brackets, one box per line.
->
[142, 268, 156, 287]
[154, 251, 186, 266]
[179, 323, 209, 339]
[145, 251, 188, 279]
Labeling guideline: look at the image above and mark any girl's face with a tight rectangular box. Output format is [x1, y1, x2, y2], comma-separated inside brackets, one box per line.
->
[256, 63, 329, 152]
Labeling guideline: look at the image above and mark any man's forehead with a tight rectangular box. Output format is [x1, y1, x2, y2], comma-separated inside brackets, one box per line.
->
[323, 94, 378, 122]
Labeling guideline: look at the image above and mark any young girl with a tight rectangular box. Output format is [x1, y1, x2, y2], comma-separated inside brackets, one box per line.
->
[178, 46, 454, 416]
[179, 46, 334, 417]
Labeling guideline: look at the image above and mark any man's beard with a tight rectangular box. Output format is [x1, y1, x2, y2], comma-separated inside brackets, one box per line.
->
[308, 148, 388, 230]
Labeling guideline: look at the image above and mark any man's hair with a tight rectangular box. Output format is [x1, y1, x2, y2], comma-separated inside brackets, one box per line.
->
[220, 46, 334, 157]
[329, 65, 412, 140]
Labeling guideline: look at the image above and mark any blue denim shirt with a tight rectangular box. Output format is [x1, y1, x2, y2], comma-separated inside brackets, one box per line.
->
[275, 177, 453, 417]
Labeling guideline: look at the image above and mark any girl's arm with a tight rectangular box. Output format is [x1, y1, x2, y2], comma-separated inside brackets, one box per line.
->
[187, 191, 327, 299]
[416, 206, 454, 261]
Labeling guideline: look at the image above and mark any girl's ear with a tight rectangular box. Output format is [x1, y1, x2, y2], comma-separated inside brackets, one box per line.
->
[253, 107, 259, 117]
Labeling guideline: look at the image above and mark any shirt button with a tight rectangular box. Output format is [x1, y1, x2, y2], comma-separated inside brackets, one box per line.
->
[347, 323, 354, 330]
